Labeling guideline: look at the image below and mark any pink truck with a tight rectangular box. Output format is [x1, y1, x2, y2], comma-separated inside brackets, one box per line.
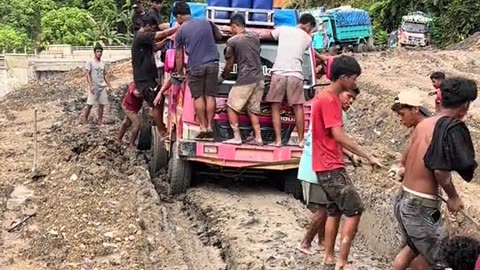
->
[148, 3, 319, 195]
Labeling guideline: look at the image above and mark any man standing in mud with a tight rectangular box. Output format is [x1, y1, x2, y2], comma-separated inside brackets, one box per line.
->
[298, 85, 360, 255]
[311, 55, 383, 270]
[173, 1, 222, 140]
[393, 77, 478, 270]
[131, 15, 177, 137]
[264, 13, 316, 147]
[82, 44, 112, 125]
[220, 14, 264, 146]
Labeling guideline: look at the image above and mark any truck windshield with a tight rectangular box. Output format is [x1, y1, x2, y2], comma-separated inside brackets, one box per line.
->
[216, 42, 314, 86]
[403, 22, 427, 33]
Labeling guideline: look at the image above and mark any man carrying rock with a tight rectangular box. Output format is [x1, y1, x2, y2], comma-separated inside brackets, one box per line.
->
[311, 55, 383, 270]
[131, 15, 177, 137]
[393, 77, 478, 270]
[82, 44, 112, 126]
[264, 13, 316, 147]
[220, 14, 264, 145]
[173, 1, 222, 140]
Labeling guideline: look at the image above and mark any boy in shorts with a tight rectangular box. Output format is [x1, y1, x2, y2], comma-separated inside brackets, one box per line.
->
[117, 82, 143, 150]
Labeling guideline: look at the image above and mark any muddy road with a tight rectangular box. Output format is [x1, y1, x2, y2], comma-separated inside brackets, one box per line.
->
[1, 48, 480, 270]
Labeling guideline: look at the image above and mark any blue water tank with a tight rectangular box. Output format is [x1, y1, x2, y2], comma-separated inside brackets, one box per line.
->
[231, 0, 252, 8]
[208, 0, 230, 19]
[251, 0, 273, 22]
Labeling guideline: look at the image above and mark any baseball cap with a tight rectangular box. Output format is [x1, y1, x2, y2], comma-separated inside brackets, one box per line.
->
[391, 91, 431, 117]
[132, 3, 139, 8]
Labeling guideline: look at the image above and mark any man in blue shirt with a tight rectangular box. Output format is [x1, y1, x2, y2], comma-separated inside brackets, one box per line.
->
[173, 1, 222, 140]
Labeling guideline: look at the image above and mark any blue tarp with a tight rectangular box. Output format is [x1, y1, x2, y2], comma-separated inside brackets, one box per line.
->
[273, 9, 298, 27]
[329, 8, 371, 27]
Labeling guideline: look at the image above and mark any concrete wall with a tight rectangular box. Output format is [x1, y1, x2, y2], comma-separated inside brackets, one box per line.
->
[2, 45, 131, 89]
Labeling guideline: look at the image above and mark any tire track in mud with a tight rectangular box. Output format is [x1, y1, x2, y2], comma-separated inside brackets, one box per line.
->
[178, 184, 388, 270]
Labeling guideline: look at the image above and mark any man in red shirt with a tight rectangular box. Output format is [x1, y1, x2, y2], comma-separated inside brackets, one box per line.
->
[311, 55, 383, 270]
[117, 82, 144, 150]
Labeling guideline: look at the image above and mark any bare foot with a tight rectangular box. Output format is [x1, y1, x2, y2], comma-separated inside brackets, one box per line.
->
[296, 244, 313, 255]
[268, 142, 282, 147]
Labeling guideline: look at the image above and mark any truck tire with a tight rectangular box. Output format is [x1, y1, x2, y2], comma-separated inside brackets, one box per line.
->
[137, 124, 152, 150]
[283, 170, 303, 200]
[149, 127, 168, 177]
[167, 142, 192, 195]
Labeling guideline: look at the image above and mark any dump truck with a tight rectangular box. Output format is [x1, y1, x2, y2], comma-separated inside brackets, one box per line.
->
[303, 6, 374, 53]
[397, 11, 432, 47]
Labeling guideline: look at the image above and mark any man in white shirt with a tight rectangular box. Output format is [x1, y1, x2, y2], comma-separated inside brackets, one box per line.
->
[265, 13, 316, 147]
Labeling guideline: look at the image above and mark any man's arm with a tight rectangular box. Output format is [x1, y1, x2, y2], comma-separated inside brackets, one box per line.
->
[314, 51, 328, 63]
[209, 21, 223, 41]
[331, 127, 373, 161]
[222, 41, 235, 78]
[175, 48, 184, 75]
[85, 61, 93, 93]
[154, 26, 178, 41]
[159, 23, 170, 31]
[434, 170, 459, 199]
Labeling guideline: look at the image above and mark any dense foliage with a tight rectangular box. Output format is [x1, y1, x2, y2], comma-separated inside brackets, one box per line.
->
[0, 0, 478, 51]
[289, 0, 480, 47]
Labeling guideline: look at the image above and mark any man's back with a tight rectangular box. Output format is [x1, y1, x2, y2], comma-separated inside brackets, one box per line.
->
[271, 26, 311, 79]
[131, 32, 156, 83]
[403, 116, 441, 195]
[175, 19, 219, 69]
[226, 31, 263, 85]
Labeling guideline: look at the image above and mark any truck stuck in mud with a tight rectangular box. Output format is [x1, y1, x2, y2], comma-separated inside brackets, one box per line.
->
[147, 2, 318, 196]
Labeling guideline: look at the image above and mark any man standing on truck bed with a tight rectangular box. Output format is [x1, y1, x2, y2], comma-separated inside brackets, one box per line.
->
[311, 55, 383, 270]
[173, 1, 222, 140]
[220, 14, 264, 146]
[264, 13, 316, 147]
[393, 77, 478, 270]
[82, 43, 112, 126]
[131, 15, 177, 137]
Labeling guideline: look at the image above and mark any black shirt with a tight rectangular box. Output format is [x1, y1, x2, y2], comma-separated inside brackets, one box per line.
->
[132, 32, 157, 83]
[132, 12, 145, 34]
[424, 116, 478, 182]
[146, 8, 162, 31]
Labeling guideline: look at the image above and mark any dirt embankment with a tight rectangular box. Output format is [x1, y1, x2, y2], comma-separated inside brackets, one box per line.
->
[345, 49, 480, 257]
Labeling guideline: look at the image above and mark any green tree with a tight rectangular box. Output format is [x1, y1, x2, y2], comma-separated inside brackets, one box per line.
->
[88, 0, 117, 22]
[41, 7, 94, 46]
[6, 0, 56, 43]
[0, 25, 32, 51]
[85, 18, 127, 46]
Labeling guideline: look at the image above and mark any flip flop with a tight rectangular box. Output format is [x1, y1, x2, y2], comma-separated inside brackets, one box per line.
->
[245, 138, 264, 146]
[223, 138, 242, 145]
[296, 245, 313, 255]
[268, 142, 282, 147]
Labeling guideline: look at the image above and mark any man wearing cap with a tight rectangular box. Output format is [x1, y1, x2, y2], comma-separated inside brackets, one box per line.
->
[131, 1, 145, 34]
[389, 90, 431, 270]
[391, 90, 431, 129]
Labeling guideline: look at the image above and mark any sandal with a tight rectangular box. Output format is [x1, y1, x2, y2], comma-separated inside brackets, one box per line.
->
[268, 142, 282, 147]
[245, 137, 264, 146]
[223, 138, 242, 145]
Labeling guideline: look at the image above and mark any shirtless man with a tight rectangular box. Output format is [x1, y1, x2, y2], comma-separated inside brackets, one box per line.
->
[393, 77, 478, 270]
[389, 90, 431, 270]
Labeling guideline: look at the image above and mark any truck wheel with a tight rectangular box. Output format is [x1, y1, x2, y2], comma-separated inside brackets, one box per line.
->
[137, 123, 152, 151]
[149, 127, 168, 177]
[356, 43, 368, 53]
[283, 170, 303, 200]
[167, 142, 192, 195]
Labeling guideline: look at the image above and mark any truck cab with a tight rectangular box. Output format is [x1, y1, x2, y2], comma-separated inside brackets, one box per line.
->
[303, 6, 374, 53]
[149, 2, 319, 196]
[398, 11, 432, 47]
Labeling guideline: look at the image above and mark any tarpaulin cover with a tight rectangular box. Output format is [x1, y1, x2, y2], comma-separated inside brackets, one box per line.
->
[329, 8, 371, 27]
[273, 9, 298, 27]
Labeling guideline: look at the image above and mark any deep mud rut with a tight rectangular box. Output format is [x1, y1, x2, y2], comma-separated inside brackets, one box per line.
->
[1, 49, 480, 270]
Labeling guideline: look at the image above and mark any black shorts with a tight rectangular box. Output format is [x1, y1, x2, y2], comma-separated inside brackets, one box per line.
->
[136, 81, 159, 105]
[187, 62, 219, 99]
[316, 169, 363, 217]
[394, 190, 448, 269]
